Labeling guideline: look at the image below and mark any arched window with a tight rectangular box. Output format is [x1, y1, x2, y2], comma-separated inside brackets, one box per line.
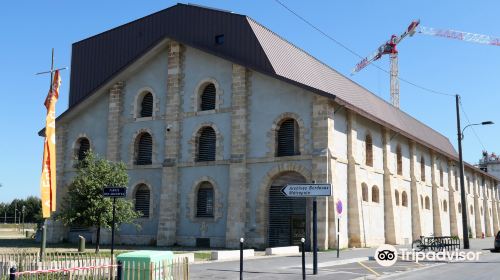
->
[481, 206, 483, 216]
[362, 183, 368, 202]
[76, 137, 90, 161]
[443, 200, 448, 212]
[197, 127, 216, 162]
[276, 119, 299, 157]
[372, 186, 380, 203]
[135, 133, 152, 165]
[395, 190, 400, 206]
[200, 83, 216, 111]
[420, 156, 425, 181]
[439, 165, 444, 187]
[365, 134, 373, 167]
[470, 205, 474, 215]
[401, 191, 408, 207]
[420, 195, 423, 209]
[458, 202, 462, 213]
[140, 92, 153, 117]
[134, 184, 150, 218]
[425, 196, 430, 210]
[196, 182, 214, 217]
[455, 172, 458, 191]
[396, 145, 402, 175]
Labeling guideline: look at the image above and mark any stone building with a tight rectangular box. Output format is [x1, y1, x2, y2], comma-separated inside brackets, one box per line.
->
[45, 4, 500, 249]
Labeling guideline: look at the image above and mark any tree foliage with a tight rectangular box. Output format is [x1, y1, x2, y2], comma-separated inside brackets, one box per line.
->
[57, 151, 140, 252]
[0, 196, 42, 224]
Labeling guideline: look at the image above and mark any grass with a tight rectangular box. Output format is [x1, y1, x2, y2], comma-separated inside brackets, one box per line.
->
[194, 252, 211, 261]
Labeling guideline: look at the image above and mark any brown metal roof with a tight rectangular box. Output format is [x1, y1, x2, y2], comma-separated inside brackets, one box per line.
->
[61, 4, 498, 181]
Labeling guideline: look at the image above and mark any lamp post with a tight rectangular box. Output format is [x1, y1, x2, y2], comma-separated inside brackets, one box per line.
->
[456, 94, 493, 249]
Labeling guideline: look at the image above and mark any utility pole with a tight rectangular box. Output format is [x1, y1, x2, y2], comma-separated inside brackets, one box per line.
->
[457, 94, 470, 249]
[456, 94, 494, 249]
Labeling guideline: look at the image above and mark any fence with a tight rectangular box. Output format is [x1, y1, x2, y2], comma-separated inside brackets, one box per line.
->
[1, 253, 189, 280]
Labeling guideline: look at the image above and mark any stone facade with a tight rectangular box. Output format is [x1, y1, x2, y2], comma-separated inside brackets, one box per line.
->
[51, 38, 500, 250]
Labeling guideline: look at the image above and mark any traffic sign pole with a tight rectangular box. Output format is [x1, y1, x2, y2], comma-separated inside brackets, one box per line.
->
[281, 182, 332, 276]
[337, 216, 340, 258]
[313, 197, 318, 275]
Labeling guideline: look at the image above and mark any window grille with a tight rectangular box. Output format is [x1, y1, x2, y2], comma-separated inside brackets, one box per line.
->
[196, 183, 214, 217]
[135, 184, 150, 218]
[77, 138, 90, 161]
[200, 83, 216, 111]
[140, 92, 153, 117]
[277, 119, 299, 157]
[136, 133, 152, 165]
[197, 127, 216, 162]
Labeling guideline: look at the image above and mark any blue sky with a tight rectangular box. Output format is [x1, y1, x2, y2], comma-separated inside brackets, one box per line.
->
[1, 0, 499, 203]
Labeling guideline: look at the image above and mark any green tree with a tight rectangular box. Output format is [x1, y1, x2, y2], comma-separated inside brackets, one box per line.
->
[57, 151, 140, 253]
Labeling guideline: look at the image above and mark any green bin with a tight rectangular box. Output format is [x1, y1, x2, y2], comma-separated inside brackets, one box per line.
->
[117, 250, 174, 280]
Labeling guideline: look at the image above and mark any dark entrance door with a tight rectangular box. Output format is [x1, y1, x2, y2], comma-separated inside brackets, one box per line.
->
[268, 185, 306, 247]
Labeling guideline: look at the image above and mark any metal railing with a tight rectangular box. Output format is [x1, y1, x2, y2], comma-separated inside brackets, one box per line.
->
[412, 236, 461, 252]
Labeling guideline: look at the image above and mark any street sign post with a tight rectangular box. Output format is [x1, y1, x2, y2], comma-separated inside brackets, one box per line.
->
[336, 200, 343, 258]
[103, 186, 126, 262]
[282, 182, 332, 275]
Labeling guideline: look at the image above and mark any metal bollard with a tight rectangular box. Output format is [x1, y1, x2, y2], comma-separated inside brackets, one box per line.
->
[10, 266, 16, 280]
[78, 235, 86, 252]
[117, 260, 123, 280]
[240, 238, 244, 280]
[301, 238, 306, 280]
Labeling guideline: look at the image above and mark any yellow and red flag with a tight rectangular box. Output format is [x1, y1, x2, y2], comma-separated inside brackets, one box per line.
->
[40, 70, 61, 218]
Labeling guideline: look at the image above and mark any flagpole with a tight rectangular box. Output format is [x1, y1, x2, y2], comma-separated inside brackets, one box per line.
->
[40, 48, 55, 261]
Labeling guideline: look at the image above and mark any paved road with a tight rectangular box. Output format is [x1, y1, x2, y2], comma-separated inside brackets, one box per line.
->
[190, 238, 498, 279]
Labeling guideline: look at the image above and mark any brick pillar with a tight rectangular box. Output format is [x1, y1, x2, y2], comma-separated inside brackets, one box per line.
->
[346, 110, 362, 247]
[448, 162, 458, 236]
[382, 128, 396, 244]
[157, 42, 184, 246]
[225, 64, 249, 248]
[430, 153, 442, 236]
[311, 96, 334, 250]
[409, 142, 422, 240]
[106, 82, 125, 162]
[473, 176, 482, 238]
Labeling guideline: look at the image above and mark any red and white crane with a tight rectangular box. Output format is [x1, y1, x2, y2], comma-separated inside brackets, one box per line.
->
[352, 21, 500, 108]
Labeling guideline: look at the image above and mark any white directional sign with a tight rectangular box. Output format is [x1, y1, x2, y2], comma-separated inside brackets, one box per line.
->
[281, 183, 332, 197]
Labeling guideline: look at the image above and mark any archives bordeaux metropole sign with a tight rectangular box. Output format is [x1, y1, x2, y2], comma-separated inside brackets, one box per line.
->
[281, 183, 332, 197]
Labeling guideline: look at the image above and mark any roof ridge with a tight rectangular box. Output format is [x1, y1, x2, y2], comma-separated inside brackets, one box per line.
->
[246, 16, 453, 145]
[73, 3, 245, 46]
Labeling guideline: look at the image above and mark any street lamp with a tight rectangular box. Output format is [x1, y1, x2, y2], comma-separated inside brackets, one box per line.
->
[456, 94, 494, 249]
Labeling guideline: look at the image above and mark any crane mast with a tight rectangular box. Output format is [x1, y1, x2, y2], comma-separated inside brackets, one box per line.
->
[352, 20, 420, 108]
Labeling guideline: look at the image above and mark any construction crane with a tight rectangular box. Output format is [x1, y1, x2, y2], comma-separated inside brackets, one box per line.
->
[352, 20, 420, 108]
[352, 21, 500, 108]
